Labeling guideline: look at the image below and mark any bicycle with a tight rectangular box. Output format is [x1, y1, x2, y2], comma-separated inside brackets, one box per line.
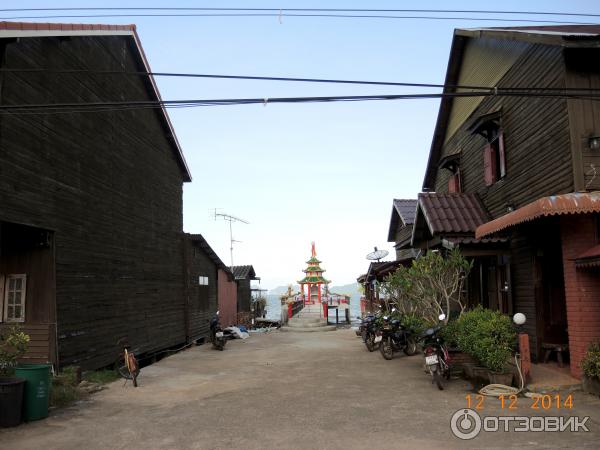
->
[115, 337, 140, 387]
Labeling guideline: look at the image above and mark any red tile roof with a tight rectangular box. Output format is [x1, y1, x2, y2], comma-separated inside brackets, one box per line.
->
[476, 192, 600, 238]
[418, 193, 490, 235]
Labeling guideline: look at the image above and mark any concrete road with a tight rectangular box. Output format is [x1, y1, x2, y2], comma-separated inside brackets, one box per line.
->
[1, 329, 599, 449]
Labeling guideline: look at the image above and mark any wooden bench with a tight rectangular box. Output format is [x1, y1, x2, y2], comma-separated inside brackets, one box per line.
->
[541, 343, 569, 368]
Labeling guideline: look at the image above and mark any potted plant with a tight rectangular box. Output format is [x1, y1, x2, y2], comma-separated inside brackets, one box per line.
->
[0, 325, 30, 427]
[582, 342, 600, 396]
[455, 307, 517, 385]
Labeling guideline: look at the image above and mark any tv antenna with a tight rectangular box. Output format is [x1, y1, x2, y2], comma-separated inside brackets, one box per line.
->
[212, 209, 249, 267]
[366, 246, 389, 262]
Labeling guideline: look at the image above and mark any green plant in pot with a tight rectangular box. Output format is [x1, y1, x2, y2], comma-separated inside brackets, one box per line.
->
[581, 342, 600, 396]
[455, 307, 516, 384]
[0, 325, 30, 427]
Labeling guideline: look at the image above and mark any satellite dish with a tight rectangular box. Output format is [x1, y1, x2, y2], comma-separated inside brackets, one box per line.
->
[366, 246, 389, 261]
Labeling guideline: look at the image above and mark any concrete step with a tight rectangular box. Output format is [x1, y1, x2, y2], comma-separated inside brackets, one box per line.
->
[287, 320, 329, 328]
[289, 316, 323, 324]
[281, 324, 337, 332]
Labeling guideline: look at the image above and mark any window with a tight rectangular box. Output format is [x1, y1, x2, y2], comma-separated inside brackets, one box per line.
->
[2, 274, 27, 323]
[198, 276, 209, 286]
[483, 130, 506, 186]
[448, 168, 461, 193]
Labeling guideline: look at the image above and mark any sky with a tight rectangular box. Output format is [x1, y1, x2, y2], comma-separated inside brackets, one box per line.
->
[5, 1, 600, 289]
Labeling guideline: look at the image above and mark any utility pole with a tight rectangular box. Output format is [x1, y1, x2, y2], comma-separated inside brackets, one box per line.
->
[212, 209, 249, 267]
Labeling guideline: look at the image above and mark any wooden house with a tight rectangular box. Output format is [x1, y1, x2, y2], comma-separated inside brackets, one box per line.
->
[416, 25, 600, 377]
[184, 234, 237, 341]
[231, 265, 258, 314]
[0, 22, 192, 370]
[387, 199, 419, 263]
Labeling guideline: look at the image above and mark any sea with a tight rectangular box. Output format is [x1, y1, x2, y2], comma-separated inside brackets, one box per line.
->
[265, 294, 361, 323]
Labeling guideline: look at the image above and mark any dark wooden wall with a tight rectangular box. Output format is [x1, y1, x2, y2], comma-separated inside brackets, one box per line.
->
[565, 48, 600, 191]
[431, 42, 579, 360]
[435, 43, 574, 213]
[184, 238, 218, 341]
[237, 279, 251, 313]
[0, 35, 188, 369]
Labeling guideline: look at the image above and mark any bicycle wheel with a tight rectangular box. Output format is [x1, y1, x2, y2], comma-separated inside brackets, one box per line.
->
[115, 352, 132, 379]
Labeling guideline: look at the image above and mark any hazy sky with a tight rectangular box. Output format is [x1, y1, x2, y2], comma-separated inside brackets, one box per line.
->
[7, 1, 600, 288]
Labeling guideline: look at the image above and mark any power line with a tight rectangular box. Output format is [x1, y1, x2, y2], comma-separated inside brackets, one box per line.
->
[0, 8, 598, 18]
[4, 68, 600, 93]
[0, 13, 595, 25]
[1, 90, 600, 115]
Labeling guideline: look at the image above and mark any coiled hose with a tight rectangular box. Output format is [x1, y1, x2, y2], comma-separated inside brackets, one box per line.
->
[478, 354, 541, 398]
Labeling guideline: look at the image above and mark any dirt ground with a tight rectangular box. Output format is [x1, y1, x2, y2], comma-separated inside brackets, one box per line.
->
[1, 329, 599, 449]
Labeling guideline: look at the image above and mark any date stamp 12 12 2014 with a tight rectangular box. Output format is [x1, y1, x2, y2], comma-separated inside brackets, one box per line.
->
[466, 393, 575, 410]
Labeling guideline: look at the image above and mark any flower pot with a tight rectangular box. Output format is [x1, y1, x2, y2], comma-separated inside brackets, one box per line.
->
[462, 362, 476, 379]
[472, 366, 490, 383]
[583, 375, 600, 397]
[488, 371, 514, 386]
[0, 377, 25, 427]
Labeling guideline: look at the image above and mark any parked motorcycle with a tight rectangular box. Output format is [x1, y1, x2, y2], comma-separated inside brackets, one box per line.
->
[378, 312, 418, 360]
[420, 314, 450, 390]
[361, 315, 380, 352]
[209, 311, 226, 351]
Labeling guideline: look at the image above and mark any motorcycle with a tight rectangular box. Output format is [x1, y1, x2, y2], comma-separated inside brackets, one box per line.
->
[379, 312, 418, 360]
[420, 313, 450, 390]
[358, 314, 380, 352]
[209, 311, 227, 351]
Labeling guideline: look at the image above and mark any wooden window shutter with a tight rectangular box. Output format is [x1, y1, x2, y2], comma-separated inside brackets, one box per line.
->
[498, 131, 506, 178]
[483, 144, 494, 186]
[448, 174, 457, 193]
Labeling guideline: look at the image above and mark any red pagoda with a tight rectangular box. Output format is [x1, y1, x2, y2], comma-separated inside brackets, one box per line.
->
[298, 242, 329, 305]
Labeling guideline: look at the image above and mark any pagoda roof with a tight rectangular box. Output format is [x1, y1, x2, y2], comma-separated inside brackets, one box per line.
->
[306, 256, 322, 264]
[298, 275, 329, 284]
[304, 265, 325, 273]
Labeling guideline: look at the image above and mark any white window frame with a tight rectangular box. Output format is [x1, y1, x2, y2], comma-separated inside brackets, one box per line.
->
[198, 276, 209, 286]
[3, 274, 27, 323]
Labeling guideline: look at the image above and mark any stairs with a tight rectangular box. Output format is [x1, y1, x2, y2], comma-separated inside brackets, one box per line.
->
[282, 304, 336, 332]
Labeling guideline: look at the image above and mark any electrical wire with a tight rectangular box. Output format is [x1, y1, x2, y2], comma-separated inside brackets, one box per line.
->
[0, 8, 599, 18]
[3, 69, 600, 94]
[0, 13, 594, 25]
[1, 90, 600, 116]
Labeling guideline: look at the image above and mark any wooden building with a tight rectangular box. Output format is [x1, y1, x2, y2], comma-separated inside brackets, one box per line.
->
[418, 25, 600, 377]
[0, 22, 192, 370]
[231, 265, 258, 314]
[184, 234, 237, 341]
[387, 199, 419, 263]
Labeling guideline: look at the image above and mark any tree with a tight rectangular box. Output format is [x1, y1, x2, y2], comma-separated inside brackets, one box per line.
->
[380, 249, 472, 323]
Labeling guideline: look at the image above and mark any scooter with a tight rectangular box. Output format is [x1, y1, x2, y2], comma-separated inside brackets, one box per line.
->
[209, 311, 227, 351]
[379, 312, 418, 360]
[420, 313, 450, 390]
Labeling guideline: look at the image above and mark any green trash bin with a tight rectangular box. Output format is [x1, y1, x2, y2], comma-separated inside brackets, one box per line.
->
[14, 364, 51, 421]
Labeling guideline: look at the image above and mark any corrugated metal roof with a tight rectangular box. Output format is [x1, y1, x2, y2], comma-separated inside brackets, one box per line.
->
[231, 265, 257, 280]
[476, 192, 600, 238]
[418, 192, 490, 235]
[575, 244, 600, 269]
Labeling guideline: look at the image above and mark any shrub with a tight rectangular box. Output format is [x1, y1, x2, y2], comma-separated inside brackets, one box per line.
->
[400, 313, 428, 335]
[582, 342, 600, 379]
[0, 325, 30, 376]
[455, 306, 517, 372]
[440, 319, 461, 348]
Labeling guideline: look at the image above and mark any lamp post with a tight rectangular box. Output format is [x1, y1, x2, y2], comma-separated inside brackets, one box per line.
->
[513, 313, 531, 380]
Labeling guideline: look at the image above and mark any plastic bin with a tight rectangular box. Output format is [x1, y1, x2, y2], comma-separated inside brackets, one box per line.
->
[14, 364, 51, 421]
[0, 377, 25, 427]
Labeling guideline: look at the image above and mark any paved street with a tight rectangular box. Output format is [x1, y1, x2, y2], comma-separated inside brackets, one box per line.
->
[2, 329, 599, 449]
